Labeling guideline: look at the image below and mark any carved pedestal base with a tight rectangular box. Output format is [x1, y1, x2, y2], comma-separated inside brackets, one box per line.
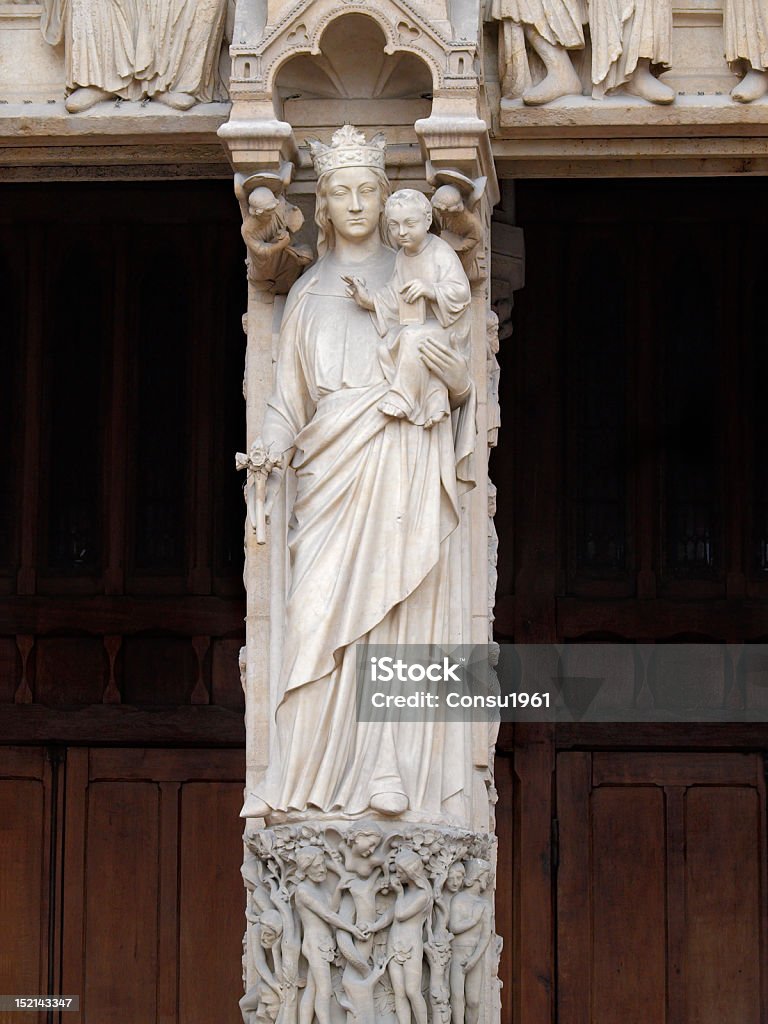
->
[241, 822, 502, 1024]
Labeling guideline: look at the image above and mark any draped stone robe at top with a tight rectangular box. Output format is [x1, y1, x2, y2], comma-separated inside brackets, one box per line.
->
[723, 0, 768, 69]
[135, 0, 229, 102]
[42, 0, 229, 102]
[589, 0, 672, 91]
[41, 0, 144, 97]
[254, 245, 477, 825]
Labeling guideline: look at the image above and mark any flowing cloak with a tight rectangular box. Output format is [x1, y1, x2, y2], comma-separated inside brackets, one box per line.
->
[589, 0, 672, 89]
[41, 0, 143, 96]
[254, 247, 476, 822]
[723, 0, 768, 68]
[134, 0, 229, 101]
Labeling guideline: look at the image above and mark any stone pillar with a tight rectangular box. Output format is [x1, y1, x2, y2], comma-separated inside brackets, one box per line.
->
[219, 7, 503, 1023]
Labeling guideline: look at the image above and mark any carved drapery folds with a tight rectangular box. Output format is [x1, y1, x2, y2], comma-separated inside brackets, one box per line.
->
[489, 0, 674, 104]
[39, 0, 232, 111]
[488, 0, 768, 104]
[241, 823, 500, 1024]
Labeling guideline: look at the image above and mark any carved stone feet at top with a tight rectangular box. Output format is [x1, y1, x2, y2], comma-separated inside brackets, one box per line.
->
[240, 822, 500, 1024]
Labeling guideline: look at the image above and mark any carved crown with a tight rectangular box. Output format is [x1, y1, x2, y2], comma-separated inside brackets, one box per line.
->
[307, 125, 387, 177]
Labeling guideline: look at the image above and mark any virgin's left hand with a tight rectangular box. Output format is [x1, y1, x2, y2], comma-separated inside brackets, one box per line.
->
[419, 337, 470, 400]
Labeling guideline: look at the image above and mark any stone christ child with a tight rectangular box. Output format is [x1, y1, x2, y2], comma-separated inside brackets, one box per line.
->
[344, 189, 472, 429]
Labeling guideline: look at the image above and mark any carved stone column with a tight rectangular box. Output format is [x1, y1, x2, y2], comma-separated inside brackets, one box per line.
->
[220, 5, 503, 1023]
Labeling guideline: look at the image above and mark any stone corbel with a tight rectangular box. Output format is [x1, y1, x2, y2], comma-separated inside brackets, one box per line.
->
[233, 160, 314, 297]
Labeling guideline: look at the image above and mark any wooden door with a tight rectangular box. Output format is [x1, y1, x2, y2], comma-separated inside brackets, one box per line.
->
[0, 747, 57, 1024]
[0, 746, 244, 1024]
[557, 751, 768, 1024]
[60, 748, 245, 1024]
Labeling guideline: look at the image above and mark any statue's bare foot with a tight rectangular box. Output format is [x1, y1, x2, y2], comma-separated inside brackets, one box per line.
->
[65, 87, 111, 113]
[731, 68, 768, 103]
[370, 791, 408, 815]
[154, 91, 197, 111]
[378, 400, 407, 419]
[522, 63, 582, 105]
[624, 60, 675, 104]
[240, 792, 271, 818]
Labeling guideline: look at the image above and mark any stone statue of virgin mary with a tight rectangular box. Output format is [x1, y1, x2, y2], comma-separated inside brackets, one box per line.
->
[241, 126, 478, 827]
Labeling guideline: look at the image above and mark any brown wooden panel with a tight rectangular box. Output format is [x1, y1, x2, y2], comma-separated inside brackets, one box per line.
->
[684, 786, 764, 1023]
[83, 780, 160, 1021]
[556, 752, 591, 1024]
[591, 786, 666, 1023]
[178, 782, 245, 1024]
[0, 747, 52, 1024]
[593, 751, 758, 786]
[89, 747, 244, 781]
[122, 636, 197, 706]
[0, 778, 46, 1022]
[0, 637, 19, 701]
[34, 637, 105, 706]
[558, 750, 768, 1024]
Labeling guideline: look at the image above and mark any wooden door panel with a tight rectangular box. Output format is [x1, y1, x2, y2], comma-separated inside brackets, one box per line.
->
[61, 747, 244, 1024]
[0, 748, 51, 1024]
[591, 787, 666, 1024]
[684, 786, 762, 1023]
[83, 781, 160, 1021]
[178, 782, 245, 1024]
[557, 752, 768, 1024]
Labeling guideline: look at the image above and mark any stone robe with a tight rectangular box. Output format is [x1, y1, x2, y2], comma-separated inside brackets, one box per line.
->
[135, 0, 229, 102]
[489, 0, 586, 48]
[254, 247, 476, 823]
[723, 0, 768, 69]
[41, 0, 229, 102]
[41, 0, 144, 97]
[589, 0, 672, 90]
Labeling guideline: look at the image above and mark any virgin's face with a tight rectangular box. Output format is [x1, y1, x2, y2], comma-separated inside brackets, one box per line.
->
[324, 167, 382, 243]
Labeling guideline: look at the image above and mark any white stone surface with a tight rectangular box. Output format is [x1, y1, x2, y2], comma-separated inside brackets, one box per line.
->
[241, 127, 481, 827]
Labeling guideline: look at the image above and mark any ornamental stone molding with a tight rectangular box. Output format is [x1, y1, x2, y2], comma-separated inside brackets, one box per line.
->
[226, 0, 479, 117]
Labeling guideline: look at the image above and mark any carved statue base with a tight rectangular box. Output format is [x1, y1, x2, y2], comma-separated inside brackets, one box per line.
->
[241, 822, 502, 1024]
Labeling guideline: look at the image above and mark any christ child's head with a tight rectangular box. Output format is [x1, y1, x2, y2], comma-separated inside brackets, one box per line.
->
[384, 188, 432, 255]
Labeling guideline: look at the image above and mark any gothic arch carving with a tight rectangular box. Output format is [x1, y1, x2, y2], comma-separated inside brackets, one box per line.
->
[229, 0, 478, 103]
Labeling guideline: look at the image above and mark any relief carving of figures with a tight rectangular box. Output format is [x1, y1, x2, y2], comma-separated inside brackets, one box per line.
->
[588, 0, 675, 102]
[241, 824, 500, 1024]
[40, 0, 232, 112]
[236, 167, 313, 299]
[488, 0, 585, 103]
[240, 126, 477, 826]
[723, 0, 768, 100]
[448, 859, 493, 1024]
